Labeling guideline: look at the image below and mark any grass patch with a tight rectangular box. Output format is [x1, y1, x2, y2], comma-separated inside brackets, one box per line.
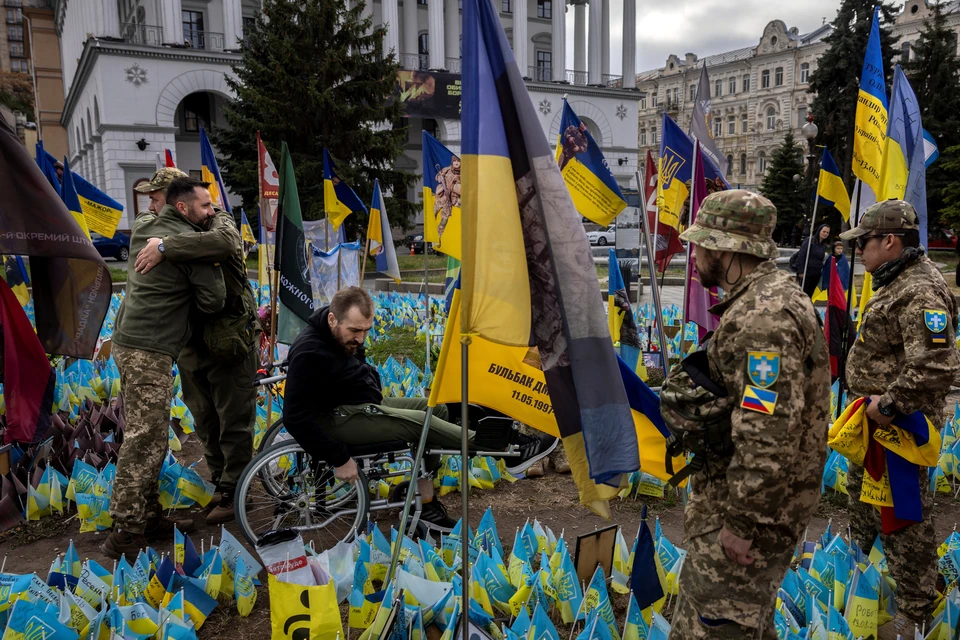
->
[367, 326, 437, 372]
[109, 267, 127, 283]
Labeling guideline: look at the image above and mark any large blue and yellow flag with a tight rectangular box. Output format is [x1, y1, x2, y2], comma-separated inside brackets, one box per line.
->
[555, 99, 627, 227]
[816, 148, 851, 222]
[443, 0, 642, 517]
[323, 148, 367, 230]
[3, 255, 30, 307]
[60, 158, 91, 240]
[199, 126, 232, 214]
[657, 113, 726, 232]
[851, 7, 888, 206]
[422, 131, 461, 260]
[367, 179, 401, 283]
[882, 65, 928, 247]
[36, 144, 123, 238]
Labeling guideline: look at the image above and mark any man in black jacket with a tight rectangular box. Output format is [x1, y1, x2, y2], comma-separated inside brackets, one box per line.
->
[283, 287, 557, 532]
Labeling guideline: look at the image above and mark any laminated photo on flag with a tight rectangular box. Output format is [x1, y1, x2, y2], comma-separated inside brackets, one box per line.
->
[310, 241, 362, 307]
[422, 131, 462, 260]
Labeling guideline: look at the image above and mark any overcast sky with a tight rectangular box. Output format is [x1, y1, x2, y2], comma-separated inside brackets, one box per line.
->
[564, 0, 850, 75]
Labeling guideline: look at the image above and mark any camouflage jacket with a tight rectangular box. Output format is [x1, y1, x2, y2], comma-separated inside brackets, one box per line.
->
[686, 260, 830, 542]
[847, 255, 960, 423]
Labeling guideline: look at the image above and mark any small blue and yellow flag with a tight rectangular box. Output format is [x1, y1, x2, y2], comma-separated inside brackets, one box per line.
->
[367, 179, 401, 283]
[323, 148, 367, 230]
[60, 158, 91, 240]
[851, 7, 888, 202]
[817, 148, 851, 222]
[555, 98, 626, 227]
[3, 255, 30, 307]
[239, 209, 257, 259]
[234, 555, 257, 618]
[422, 131, 462, 260]
[199, 126, 232, 214]
[657, 112, 725, 232]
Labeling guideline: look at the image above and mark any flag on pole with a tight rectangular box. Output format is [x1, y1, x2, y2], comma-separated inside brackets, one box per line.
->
[689, 63, 728, 176]
[239, 209, 257, 259]
[156, 152, 163, 171]
[422, 131, 462, 260]
[607, 249, 646, 379]
[3, 255, 30, 307]
[35, 140, 61, 190]
[60, 158, 91, 240]
[165, 149, 175, 168]
[816, 148, 851, 222]
[275, 141, 313, 343]
[36, 143, 123, 238]
[199, 126, 232, 214]
[685, 141, 720, 340]
[368, 179, 401, 283]
[257, 131, 280, 232]
[657, 113, 726, 234]
[883, 65, 927, 247]
[824, 257, 854, 382]
[851, 7, 888, 207]
[643, 151, 683, 273]
[555, 98, 627, 227]
[323, 148, 367, 230]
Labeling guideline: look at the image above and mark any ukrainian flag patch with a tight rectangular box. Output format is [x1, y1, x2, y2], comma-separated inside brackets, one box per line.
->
[741, 385, 778, 415]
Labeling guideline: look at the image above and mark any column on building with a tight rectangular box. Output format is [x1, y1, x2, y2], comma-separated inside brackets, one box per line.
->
[383, 0, 400, 56]
[97, 0, 121, 38]
[587, 0, 601, 84]
[621, 0, 635, 88]
[428, 0, 445, 69]
[444, 0, 459, 67]
[361, 0, 375, 36]
[600, 0, 609, 79]
[514, 0, 528, 76]
[551, 0, 565, 81]
[573, 1, 586, 76]
[402, 0, 419, 60]
[159, 0, 184, 45]
[222, 0, 244, 50]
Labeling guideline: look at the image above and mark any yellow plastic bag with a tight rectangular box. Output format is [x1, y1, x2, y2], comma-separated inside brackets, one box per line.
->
[268, 574, 343, 639]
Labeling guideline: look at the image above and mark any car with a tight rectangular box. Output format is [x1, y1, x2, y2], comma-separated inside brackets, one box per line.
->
[402, 233, 433, 255]
[91, 230, 130, 261]
[586, 225, 616, 246]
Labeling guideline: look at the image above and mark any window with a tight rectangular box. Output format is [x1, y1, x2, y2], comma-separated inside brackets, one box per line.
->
[727, 116, 736, 135]
[800, 62, 810, 83]
[740, 153, 747, 175]
[651, 127, 657, 145]
[743, 74, 751, 92]
[5, 8, 21, 24]
[501, 0, 510, 12]
[726, 155, 733, 177]
[182, 9, 204, 48]
[8, 25, 23, 41]
[9, 42, 24, 57]
[901, 42, 911, 61]
[639, 96, 646, 110]
[761, 70, 770, 88]
[766, 106, 776, 131]
[670, 87, 679, 105]
[537, 0, 551, 19]
[729, 77, 736, 95]
[181, 93, 210, 133]
[535, 51, 551, 81]
[652, 94, 658, 108]
[758, 151, 766, 174]
[797, 106, 807, 128]
[10, 58, 28, 73]
[741, 114, 748, 133]
[775, 67, 783, 86]
[418, 33, 429, 55]
[690, 84, 697, 102]
[640, 129, 647, 146]
[242, 16, 256, 37]
[714, 78, 722, 98]
[713, 118, 722, 137]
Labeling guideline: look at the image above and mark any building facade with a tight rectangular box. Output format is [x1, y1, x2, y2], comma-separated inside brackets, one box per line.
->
[635, 0, 960, 192]
[53, 0, 641, 232]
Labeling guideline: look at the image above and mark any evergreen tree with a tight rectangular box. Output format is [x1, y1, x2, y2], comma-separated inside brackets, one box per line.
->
[937, 145, 960, 232]
[213, 0, 417, 234]
[905, 1, 960, 235]
[808, 0, 898, 187]
[760, 131, 806, 241]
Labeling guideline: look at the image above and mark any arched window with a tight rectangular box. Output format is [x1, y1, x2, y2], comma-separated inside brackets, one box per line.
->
[739, 153, 747, 175]
[766, 106, 776, 131]
[758, 150, 766, 174]
[800, 62, 810, 83]
[774, 66, 783, 86]
[725, 155, 733, 177]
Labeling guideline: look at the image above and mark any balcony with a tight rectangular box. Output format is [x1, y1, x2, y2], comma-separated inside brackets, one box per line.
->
[121, 22, 164, 47]
[183, 28, 225, 51]
[527, 65, 552, 82]
[602, 74, 622, 88]
[565, 69, 587, 85]
[444, 57, 461, 74]
[399, 52, 429, 70]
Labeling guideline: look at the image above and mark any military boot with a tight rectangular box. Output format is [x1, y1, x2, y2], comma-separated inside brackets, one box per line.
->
[877, 613, 921, 640]
[102, 530, 148, 561]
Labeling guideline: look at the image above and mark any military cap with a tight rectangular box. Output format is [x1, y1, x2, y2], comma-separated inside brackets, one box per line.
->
[838, 199, 919, 240]
[134, 167, 188, 193]
[679, 189, 779, 260]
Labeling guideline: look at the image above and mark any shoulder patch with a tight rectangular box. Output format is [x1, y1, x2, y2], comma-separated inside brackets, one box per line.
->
[741, 385, 778, 415]
[924, 309, 948, 333]
[747, 351, 780, 388]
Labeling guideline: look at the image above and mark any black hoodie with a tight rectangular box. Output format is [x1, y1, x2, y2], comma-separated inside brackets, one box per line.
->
[282, 306, 382, 467]
[791, 224, 829, 279]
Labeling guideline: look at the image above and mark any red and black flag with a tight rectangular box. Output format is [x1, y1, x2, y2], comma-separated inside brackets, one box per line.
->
[824, 257, 855, 380]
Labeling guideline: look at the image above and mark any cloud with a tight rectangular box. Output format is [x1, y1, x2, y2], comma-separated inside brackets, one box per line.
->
[563, 0, 843, 76]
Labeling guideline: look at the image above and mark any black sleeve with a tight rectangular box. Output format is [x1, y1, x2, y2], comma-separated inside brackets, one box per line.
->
[282, 348, 352, 467]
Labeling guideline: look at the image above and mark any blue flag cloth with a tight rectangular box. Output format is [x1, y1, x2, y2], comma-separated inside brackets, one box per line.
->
[631, 516, 665, 610]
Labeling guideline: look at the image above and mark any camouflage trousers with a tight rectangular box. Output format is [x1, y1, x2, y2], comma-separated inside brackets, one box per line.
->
[847, 462, 938, 622]
[109, 345, 174, 534]
[669, 526, 797, 640]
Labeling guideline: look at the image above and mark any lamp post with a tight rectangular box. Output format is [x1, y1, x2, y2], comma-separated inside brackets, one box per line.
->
[800, 114, 819, 217]
[792, 173, 802, 246]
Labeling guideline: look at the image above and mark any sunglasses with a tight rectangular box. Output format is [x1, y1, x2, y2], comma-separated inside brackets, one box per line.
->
[855, 233, 904, 250]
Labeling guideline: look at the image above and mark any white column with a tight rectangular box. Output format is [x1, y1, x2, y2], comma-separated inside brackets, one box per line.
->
[159, 0, 184, 45]
[514, 0, 528, 76]
[551, 0, 565, 81]
[403, 0, 419, 60]
[444, 0, 459, 65]
[97, 0, 121, 38]
[361, 0, 374, 36]
[600, 0, 609, 79]
[621, 0, 635, 88]
[588, 0, 601, 84]
[222, 0, 243, 50]
[383, 0, 400, 57]
[574, 1, 586, 76]
[428, 0, 445, 69]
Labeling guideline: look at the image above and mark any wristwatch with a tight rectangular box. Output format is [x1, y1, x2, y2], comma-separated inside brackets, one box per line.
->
[877, 400, 896, 417]
[158, 239, 165, 254]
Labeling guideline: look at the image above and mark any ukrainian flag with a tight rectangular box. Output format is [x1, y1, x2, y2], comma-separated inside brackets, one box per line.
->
[36, 145, 123, 238]
[817, 148, 851, 222]
[323, 148, 367, 230]
[199, 126, 232, 214]
[883, 66, 927, 245]
[555, 98, 627, 227]
[3, 255, 30, 307]
[239, 209, 257, 259]
[657, 113, 726, 232]
[367, 179, 401, 283]
[851, 7, 888, 202]
[60, 158, 91, 240]
[422, 131, 462, 260]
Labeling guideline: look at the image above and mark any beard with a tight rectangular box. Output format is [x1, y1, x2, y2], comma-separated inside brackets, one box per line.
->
[696, 250, 726, 289]
[332, 327, 362, 354]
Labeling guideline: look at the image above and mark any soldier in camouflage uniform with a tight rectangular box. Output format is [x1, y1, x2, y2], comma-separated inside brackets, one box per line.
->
[104, 177, 226, 560]
[660, 190, 830, 639]
[134, 167, 188, 214]
[840, 200, 960, 639]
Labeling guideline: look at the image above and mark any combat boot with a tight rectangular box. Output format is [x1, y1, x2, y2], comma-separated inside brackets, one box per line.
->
[144, 514, 196, 540]
[206, 492, 235, 525]
[102, 530, 148, 561]
[877, 613, 921, 640]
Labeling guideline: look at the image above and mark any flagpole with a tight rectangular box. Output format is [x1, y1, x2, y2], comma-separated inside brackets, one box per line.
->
[360, 238, 370, 283]
[460, 337, 471, 640]
[424, 244, 431, 373]
[680, 144, 699, 338]
[799, 158, 823, 293]
[836, 181, 863, 420]
[337, 246, 342, 291]
[268, 189, 285, 432]
[637, 171, 671, 371]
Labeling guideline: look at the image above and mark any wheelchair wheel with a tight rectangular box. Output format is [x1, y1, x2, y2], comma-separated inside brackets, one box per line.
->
[235, 441, 369, 550]
[257, 417, 292, 453]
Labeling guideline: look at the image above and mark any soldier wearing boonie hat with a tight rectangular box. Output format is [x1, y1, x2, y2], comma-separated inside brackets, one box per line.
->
[840, 199, 959, 639]
[135, 167, 189, 216]
[661, 189, 830, 640]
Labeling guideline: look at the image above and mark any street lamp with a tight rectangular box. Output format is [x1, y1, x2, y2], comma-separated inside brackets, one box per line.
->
[800, 114, 819, 219]
[792, 173, 802, 246]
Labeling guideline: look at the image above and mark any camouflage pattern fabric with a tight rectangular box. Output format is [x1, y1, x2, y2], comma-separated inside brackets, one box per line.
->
[109, 345, 175, 534]
[665, 261, 829, 637]
[844, 253, 959, 624]
[679, 190, 779, 260]
[838, 198, 920, 240]
[133, 167, 188, 193]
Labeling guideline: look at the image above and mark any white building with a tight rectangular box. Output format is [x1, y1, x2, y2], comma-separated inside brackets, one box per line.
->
[53, 0, 641, 231]
[635, 0, 960, 192]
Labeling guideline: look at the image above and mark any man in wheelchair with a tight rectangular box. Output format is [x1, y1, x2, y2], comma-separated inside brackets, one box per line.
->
[283, 287, 557, 532]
